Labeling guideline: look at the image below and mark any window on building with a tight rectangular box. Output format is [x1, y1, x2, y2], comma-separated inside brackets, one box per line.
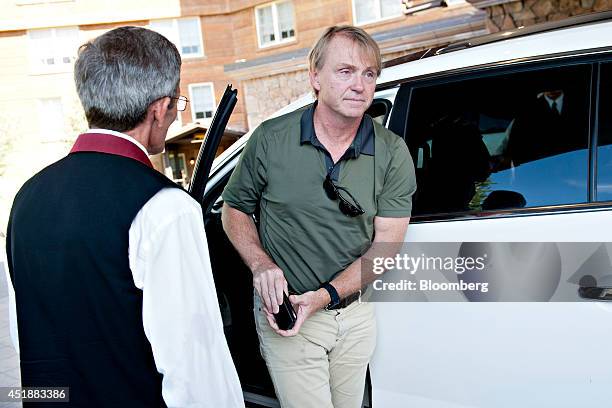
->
[353, 0, 403, 25]
[38, 97, 65, 142]
[149, 17, 204, 58]
[597, 63, 612, 202]
[401, 64, 591, 217]
[28, 27, 79, 73]
[255, 0, 295, 48]
[189, 83, 215, 122]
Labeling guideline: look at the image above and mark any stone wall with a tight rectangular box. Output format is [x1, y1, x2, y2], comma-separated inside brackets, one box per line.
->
[243, 70, 312, 129]
[485, 0, 610, 32]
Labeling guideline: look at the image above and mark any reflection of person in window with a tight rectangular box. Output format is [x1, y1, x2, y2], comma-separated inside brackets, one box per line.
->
[507, 88, 586, 166]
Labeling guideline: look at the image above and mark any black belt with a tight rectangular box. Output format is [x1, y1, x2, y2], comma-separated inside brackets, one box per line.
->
[326, 291, 360, 310]
[288, 290, 361, 310]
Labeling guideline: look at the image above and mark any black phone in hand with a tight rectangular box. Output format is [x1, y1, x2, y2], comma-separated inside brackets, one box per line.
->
[273, 292, 297, 330]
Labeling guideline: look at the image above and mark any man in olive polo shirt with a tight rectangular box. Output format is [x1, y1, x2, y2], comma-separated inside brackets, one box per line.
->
[222, 25, 416, 408]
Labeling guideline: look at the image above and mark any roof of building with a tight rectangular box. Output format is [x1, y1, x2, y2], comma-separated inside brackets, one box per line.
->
[383, 10, 612, 69]
[165, 122, 246, 144]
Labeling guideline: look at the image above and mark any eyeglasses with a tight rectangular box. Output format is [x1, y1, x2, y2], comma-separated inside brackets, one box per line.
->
[323, 173, 365, 217]
[170, 95, 189, 111]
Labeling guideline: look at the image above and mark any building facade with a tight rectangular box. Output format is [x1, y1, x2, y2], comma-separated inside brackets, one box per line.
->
[0, 0, 606, 232]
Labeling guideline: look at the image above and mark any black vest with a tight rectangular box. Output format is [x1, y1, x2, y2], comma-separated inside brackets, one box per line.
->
[6, 151, 180, 407]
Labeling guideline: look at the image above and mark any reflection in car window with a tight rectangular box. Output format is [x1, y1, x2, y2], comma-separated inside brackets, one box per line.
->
[488, 150, 588, 207]
[597, 64, 612, 202]
[404, 64, 591, 216]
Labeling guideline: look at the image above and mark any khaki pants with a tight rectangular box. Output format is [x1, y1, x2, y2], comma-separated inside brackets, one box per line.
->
[254, 293, 376, 408]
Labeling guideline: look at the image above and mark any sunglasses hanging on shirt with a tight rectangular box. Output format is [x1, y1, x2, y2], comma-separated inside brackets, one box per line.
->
[323, 173, 365, 217]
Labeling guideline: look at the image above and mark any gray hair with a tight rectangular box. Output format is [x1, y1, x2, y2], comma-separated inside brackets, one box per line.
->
[74, 26, 181, 132]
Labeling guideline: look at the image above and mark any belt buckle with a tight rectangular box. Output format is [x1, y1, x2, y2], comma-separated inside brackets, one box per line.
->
[324, 301, 338, 311]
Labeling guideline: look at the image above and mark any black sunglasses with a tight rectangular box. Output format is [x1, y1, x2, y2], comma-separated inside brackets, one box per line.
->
[323, 173, 365, 217]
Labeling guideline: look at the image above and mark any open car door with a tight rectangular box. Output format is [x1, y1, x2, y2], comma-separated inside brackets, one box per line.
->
[188, 84, 238, 203]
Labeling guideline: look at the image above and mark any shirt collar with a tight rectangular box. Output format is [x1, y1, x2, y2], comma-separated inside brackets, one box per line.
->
[86, 128, 149, 156]
[541, 93, 564, 113]
[299, 102, 374, 157]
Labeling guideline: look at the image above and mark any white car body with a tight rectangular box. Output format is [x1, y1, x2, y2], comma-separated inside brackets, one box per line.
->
[208, 13, 612, 407]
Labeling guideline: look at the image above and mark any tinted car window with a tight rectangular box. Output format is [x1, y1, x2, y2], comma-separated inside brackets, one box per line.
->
[404, 64, 591, 216]
[597, 63, 612, 202]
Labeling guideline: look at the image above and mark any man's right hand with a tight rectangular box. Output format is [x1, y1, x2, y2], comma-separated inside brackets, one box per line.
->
[221, 204, 288, 314]
[252, 263, 288, 314]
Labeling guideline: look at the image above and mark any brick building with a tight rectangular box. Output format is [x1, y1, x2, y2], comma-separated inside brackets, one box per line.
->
[0, 0, 608, 229]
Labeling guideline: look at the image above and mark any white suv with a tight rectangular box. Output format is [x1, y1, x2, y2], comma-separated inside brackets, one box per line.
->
[194, 11, 612, 408]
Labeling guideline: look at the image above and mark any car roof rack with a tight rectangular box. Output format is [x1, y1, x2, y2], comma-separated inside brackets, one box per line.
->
[383, 10, 612, 69]
[382, 46, 445, 68]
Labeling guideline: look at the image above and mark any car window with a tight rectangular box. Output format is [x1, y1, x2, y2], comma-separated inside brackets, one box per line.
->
[403, 64, 591, 216]
[597, 63, 612, 202]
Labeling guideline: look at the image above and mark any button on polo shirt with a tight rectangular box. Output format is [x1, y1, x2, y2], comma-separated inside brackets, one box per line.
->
[223, 104, 416, 294]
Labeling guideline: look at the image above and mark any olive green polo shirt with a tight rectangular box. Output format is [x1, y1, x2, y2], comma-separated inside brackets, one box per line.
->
[222, 103, 416, 294]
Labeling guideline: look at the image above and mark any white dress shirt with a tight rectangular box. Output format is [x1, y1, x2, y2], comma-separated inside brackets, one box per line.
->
[543, 93, 564, 114]
[5, 131, 244, 407]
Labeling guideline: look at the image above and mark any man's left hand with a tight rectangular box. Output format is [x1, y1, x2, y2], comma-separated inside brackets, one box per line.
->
[263, 289, 329, 337]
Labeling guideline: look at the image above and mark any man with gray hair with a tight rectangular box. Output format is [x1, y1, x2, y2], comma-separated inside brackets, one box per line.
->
[6, 26, 243, 407]
[222, 26, 416, 407]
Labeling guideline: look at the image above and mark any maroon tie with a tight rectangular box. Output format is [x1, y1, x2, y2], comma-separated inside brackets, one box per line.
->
[70, 133, 153, 168]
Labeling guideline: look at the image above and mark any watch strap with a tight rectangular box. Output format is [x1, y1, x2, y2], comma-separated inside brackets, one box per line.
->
[320, 282, 340, 309]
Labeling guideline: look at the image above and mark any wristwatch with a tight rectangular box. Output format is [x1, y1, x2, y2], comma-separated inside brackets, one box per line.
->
[320, 282, 340, 310]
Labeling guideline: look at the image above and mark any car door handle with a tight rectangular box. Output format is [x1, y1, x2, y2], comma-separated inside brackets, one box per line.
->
[578, 286, 612, 301]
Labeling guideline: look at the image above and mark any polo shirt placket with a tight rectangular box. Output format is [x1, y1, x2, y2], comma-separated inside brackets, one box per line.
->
[299, 103, 375, 182]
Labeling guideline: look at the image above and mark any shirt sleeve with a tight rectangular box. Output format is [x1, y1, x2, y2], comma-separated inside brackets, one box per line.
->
[129, 188, 244, 408]
[222, 124, 268, 214]
[376, 137, 417, 218]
